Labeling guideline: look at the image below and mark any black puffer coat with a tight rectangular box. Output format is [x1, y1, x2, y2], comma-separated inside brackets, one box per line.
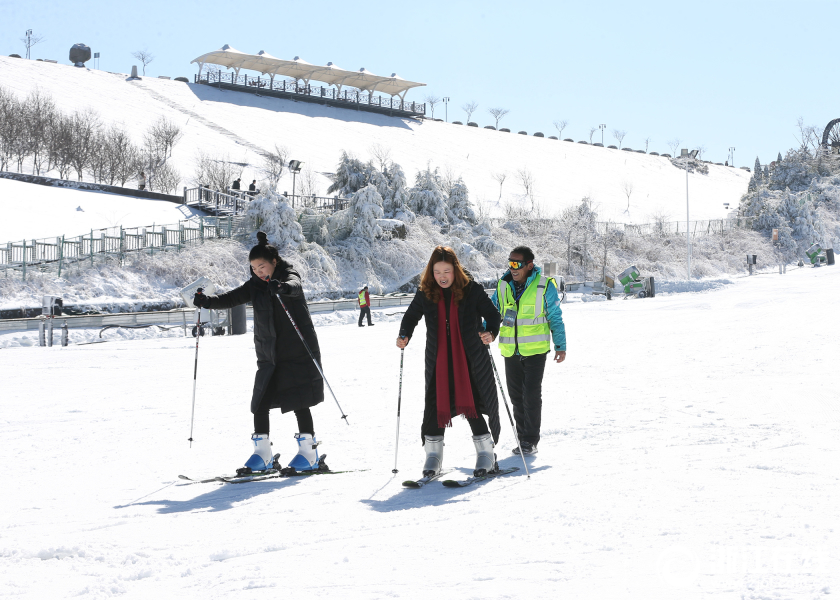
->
[204, 259, 324, 414]
[399, 280, 502, 442]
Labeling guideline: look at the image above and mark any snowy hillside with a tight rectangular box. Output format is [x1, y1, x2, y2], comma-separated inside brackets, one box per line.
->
[0, 178, 204, 241]
[0, 56, 749, 225]
[1, 265, 837, 599]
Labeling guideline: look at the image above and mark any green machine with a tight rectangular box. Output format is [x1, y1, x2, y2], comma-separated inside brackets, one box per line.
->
[618, 265, 655, 299]
[805, 243, 835, 267]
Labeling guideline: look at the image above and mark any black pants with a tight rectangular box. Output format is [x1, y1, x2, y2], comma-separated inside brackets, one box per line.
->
[358, 306, 372, 326]
[504, 352, 548, 445]
[254, 405, 314, 436]
[421, 378, 489, 440]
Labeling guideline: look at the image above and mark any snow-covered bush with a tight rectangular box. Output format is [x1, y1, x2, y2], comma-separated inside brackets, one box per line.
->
[246, 191, 305, 251]
[408, 166, 448, 222]
[348, 185, 385, 241]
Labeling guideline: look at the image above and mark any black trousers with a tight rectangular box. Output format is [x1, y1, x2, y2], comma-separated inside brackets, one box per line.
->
[254, 404, 314, 436]
[358, 306, 372, 326]
[421, 376, 489, 440]
[503, 352, 548, 445]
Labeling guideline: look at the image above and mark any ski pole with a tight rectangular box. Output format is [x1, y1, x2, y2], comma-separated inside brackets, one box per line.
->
[392, 343, 405, 473]
[187, 291, 203, 447]
[487, 347, 530, 479]
[268, 279, 349, 425]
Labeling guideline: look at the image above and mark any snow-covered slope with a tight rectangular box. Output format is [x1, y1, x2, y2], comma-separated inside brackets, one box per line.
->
[0, 264, 836, 599]
[0, 178, 204, 241]
[0, 56, 749, 226]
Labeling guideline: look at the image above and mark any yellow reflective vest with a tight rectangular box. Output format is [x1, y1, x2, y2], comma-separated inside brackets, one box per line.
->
[497, 274, 554, 357]
[358, 290, 368, 307]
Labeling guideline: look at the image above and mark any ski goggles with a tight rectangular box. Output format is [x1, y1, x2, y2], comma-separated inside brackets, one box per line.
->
[508, 260, 532, 270]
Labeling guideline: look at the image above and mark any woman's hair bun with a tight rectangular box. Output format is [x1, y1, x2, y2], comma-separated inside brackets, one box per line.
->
[256, 231, 268, 246]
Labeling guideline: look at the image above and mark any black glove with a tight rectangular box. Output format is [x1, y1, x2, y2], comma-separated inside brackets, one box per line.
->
[193, 290, 210, 308]
[268, 279, 289, 295]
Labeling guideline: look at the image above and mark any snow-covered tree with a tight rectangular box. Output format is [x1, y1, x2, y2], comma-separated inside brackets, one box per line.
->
[245, 191, 305, 250]
[348, 184, 384, 241]
[447, 178, 476, 224]
[408, 166, 448, 222]
[754, 157, 762, 181]
[327, 151, 372, 196]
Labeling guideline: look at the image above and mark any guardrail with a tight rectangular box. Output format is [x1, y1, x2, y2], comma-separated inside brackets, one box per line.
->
[197, 71, 426, 118]
[0, 293, 419, 334]
[184, 186, 251, 215]
[1, 215, 251, 279]
[486, 217, 754, 238]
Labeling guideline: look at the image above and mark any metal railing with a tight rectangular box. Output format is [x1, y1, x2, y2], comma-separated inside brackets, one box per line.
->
[184, 186, 251, 215]
[197, 71, 426, 117]
[1, 215, 251, 279]
[487, 217, 754, 239]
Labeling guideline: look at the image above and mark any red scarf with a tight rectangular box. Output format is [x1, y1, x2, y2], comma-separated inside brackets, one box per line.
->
[435, 292, 478, 428]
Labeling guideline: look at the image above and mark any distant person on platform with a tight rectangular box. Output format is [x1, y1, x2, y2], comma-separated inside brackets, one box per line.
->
[357, 285, 374, 327]
[232, 178, 241, 191]
[249, 180, 257, 196]
[138, 171, 146, 191]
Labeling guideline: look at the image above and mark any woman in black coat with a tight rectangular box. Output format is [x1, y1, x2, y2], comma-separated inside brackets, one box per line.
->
[397, 246, 502, 479]
[193, 232, 324, 474]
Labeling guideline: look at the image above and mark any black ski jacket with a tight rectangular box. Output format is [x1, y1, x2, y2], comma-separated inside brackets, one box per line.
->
[398, 279, 502, 442]
[203, 260, 324, 414]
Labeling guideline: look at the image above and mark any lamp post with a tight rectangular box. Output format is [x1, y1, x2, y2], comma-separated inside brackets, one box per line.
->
[729, 146, 735, 167]
[686, 149, 699, 279]
[288, 159, 303, 205]
[599, 124, 606, 145]
[25, 29, 32, 59]
[442, 97, 450, 122]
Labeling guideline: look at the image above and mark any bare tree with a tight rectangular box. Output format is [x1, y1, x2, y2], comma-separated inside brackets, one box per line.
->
[598, 220, 618, 282]
[461, 101, 478, 123]
[516, 167, 535, 210]
[151, 117, 183, 158]
[612, 129, 627, 149]
[24, 89, 57, 175]
[560, 204, 584, 278]
[298, 164, 320, 198]
[644, 136, 651, 153]
[796, 117, 820, 154]
[424, 95, 441, 118]
[261, 143, 288, 190]
[192, 151, 243, 192]
[491, 171, 507, 202]
[553, 119, 568, 139]
[693, 144, 707, 160]
[667, 138, 681, 157]
[487, 107, 509, 129]
[21, 31, 45, 60]
[589, 127, 597, 143]
[131, 49, 155, 76]
[155, 162, 182, 194]
[46, 112, 75, 180]
[68, 109, 102, 181]
[370, 143, 392, 173]
[622, 180, 634, 212]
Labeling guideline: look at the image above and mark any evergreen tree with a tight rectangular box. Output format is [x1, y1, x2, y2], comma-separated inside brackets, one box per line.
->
[408, 166, 448, 222]
[754, 157, 762, 180]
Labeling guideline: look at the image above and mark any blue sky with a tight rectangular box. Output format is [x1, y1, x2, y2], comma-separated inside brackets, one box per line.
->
[2, 0, 836, 168]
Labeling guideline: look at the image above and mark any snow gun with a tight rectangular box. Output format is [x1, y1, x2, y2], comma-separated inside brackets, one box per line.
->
[805, 243, 835, 267]
[617, 265, 655, 299]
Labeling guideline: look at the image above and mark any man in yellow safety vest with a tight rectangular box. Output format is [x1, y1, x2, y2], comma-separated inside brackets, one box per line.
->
[491, 246, 566, 455]
[357, 285, 374, 327]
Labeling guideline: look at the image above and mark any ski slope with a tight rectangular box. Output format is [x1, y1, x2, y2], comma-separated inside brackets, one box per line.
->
[0, 178, 204, 242]
[1, 266, 837, 599]
[0, 56, 749, 225]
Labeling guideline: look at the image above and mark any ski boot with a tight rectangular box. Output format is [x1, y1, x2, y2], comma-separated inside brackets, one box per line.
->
[238, 433, 277, 475]
[286, 433, 321, 472]
[472, 433, 498, 477]
[422, 435, 444, 477]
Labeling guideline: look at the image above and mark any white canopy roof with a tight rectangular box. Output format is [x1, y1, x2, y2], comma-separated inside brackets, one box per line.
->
[191, 45, 425, 99]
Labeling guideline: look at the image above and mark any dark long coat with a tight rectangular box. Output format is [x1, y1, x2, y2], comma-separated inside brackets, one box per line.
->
[398, 280, 503, 442]
[205, 259, 324, 414]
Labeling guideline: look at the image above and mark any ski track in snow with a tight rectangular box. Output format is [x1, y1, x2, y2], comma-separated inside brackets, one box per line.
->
[1, 267, 838, 598]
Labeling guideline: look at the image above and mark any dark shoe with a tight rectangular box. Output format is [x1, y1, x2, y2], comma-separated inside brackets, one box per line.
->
[368, 323, 375, 326]
[512, 441, 538, 456]
[358, 324, 365, 327]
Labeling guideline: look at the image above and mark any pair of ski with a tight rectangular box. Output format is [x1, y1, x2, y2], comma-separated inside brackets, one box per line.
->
[402, 466, 519, 488]
[178, 454, 355, 485]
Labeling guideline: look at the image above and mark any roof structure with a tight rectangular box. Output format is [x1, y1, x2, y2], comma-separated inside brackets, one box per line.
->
[191, 45, 426, 99]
